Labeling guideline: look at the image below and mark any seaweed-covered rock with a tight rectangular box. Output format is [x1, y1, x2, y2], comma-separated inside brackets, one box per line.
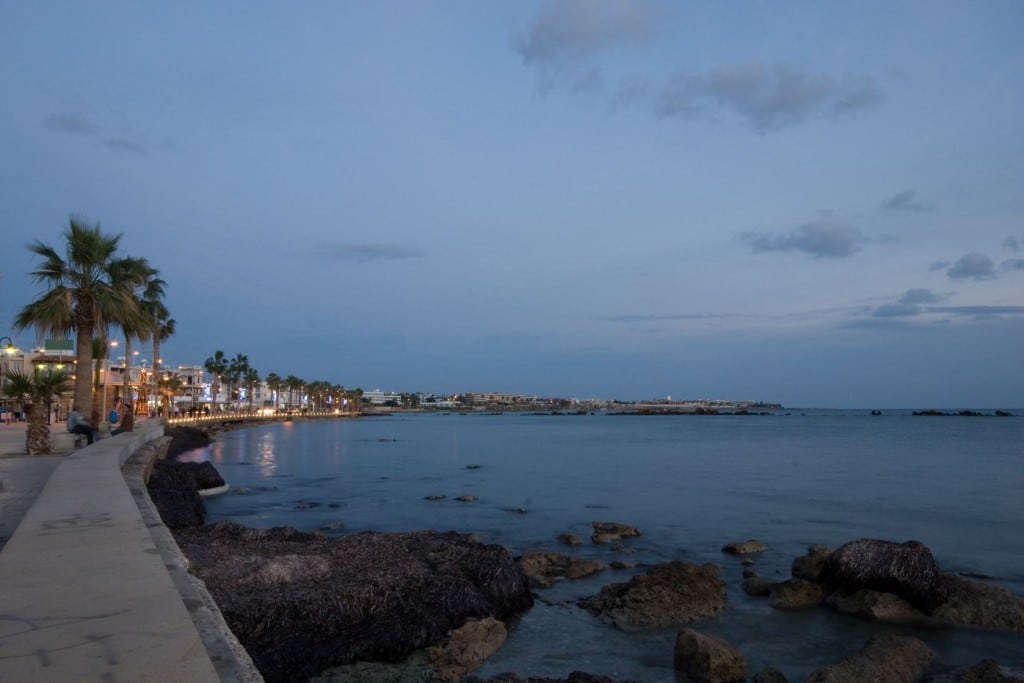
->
[819, 539, 945, 612]
[165, 425, 213, 457]
[146, 459, 212, 528]
[578, 561, 725, 630]
[173, 522, 533, 683]
[805, 633, 933, 683]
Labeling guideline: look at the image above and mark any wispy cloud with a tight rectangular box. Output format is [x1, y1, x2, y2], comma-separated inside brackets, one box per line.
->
[742, 219, 867, 259]
[513, 0, 658, 65]
[319, 244, 425, 264]
[1003, 235, 1021, 252]
[657, 63, 882, 131]
[599, 313, 733, 323]
[104, 138, 148, 155]
[882, 189, 929, 212]
[1001, 258, 1024, 272]
[899, 288, 946, 305]
[43, 112, 100, 135]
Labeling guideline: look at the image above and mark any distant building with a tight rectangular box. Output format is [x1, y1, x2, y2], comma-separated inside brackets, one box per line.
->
[363, 389, 402, 405]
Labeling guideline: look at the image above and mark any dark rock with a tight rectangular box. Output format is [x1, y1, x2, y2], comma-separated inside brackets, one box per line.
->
[518, 550, 606, 588]
[805, 633, 933, 683]
[591, 521, 641, 544]
[294, 501, 321, 509]
[609, 560, 635, 570]
[456, 495, 478, 503]
[165, 425, 213, 458]
[927, 658, 1024, 682]
[673, 628, 746, 682]
[722, 539, 766, 555]
[830, 588, 929, 624]
[146, 459, 216, 529]
[819, 539, 945, 612]
[742, 567, 758, 579]
[557, 533, 584, 546]
[932, 574, 1024, 631]
[742, 577, 773, 597]
[578, 561, 726, 630]
[609, 544, 636, 554]
[791, 544, 833, 581]
[470, 672, 637, 683]
[173, 522, 534, 683]
[425, 494, 447, 501]
[752, 667, 790, 683]
[768, 578, 823, 609]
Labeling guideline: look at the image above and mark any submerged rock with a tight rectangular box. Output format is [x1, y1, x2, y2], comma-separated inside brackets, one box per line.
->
[591, 521, 641, 544]
[578, 561, 726, 630]
[518, 550, 607, 588]
[721, 539, 766, 555]
[557, 532, 584, 546]
[173, 522, 534, 683]
[768, 578, 824, 610]
[805, 633, 933, 683]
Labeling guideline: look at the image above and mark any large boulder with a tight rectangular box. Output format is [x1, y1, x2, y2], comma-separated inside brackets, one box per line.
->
[819, 539, 945, 612]
[146, 459, 211, 529]
[932, 574, 1024, 631]
[578, 561, 726, 630]
[804, 633, 933, 683]
[165, 425, 213, 457]
[673, 628, 746, 682]
[173, 522, 534, 683]
[518, 550, 606, 588]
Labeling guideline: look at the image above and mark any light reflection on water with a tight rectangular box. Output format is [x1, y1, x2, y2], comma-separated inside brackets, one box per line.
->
[182, 413, 1024, 680]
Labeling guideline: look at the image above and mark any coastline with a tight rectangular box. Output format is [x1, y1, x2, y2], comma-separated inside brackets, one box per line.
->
[151, 417, 1024, 683]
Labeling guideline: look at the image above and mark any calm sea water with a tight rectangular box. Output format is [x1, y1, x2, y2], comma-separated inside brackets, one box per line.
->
[182, 411, 1024, 680]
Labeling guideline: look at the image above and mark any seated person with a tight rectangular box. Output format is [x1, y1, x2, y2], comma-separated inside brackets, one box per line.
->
[111, 398, 135, 435]
[67, 405, 95, 445]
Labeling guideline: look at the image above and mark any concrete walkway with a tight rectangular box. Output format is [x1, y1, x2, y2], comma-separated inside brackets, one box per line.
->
[0, 421, 231, 682]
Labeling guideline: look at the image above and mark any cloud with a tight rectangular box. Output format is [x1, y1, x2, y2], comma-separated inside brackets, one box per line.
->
[513, 0, 658, 65]
[931, 305, 1024, 319]
[43, 112, 100, 135]
[872, 302, 921, 318]
[946, 253, 996, 280]
[599, 313, 732, 323]
[883, 189, 928, 212]
[320, 244, 424, 264]
[742, 219, 867, 258]
[899, 288, 945, 305]
[657, 63, 882, 131]
[1001, 258, 1024, 272]
[1003, 236, 1021, 252]
[929, 260, 950, 272]
[104, 138, 148, 155]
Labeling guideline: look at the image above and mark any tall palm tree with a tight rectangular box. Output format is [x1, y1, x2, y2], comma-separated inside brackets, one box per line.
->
[284, 375, 303, 411]
[150, 313, 175, 396]
[244, 367, 260, 411]
[3, 368, 70, 455]
[265, 372, 282, 412]
[203, 350, 228, 412]
[109, 257, 163, 415]
[15, 217, 139, 421]
[226, 353, 249, 411]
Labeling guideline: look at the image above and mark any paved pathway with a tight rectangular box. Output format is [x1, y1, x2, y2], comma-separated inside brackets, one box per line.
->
[0, 422, 67, 551]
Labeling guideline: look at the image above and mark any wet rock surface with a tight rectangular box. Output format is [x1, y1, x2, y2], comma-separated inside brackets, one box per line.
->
[578, 561, 726, 630]
[673, 628, 746, 682]
[820, 539, 945, 612]
[804, 633, 934, 683]
[518, 550, 606, 588]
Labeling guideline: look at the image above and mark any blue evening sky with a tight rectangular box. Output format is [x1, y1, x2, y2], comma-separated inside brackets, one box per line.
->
[2, 1, 1022, 407]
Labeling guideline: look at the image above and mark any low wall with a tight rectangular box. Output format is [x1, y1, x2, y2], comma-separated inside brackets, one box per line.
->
[0, 421, 256, 682]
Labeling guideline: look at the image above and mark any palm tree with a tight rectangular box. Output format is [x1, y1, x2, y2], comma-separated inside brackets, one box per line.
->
[3, 368, 70, 455]
[203, 350, 228, 412]
[244, 367, 260, 411]
[157, 373, 184, 417]
[150, 313, 175, 401]
[109, 257, 164, 415]
[226, 353, 249, 411]
[284, 375, 303, 411]
[15, 217, 140, 421]
[265, 372, 282, 412]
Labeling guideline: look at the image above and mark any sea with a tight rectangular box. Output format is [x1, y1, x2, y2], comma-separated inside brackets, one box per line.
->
[179, 410, 1024, 681]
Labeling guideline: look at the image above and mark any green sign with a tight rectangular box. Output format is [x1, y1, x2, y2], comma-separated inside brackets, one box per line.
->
[45, 339, 74, 351]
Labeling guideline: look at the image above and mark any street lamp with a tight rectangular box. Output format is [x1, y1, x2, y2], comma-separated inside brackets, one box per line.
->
[1, 337, 16, 417]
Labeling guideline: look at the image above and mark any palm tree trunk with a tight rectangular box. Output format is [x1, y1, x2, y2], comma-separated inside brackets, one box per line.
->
[26, 403, 51, 455]
[74, 322, 94, 419]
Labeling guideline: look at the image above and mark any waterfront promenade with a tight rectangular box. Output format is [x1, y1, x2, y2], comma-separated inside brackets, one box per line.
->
[0, 418, 258, 682]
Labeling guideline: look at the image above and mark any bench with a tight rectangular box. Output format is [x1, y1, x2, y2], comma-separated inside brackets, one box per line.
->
[51, 432, 85, 451]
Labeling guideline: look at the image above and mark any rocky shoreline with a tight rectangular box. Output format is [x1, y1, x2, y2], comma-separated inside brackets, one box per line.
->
[151, 426, 1024, 683]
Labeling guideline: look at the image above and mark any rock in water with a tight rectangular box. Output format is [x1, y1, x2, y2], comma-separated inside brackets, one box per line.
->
[819, 539, 945, 612]
[804, 633, 933, 683]
[427, 616, 507, 682]
[591, 521, 641, 544]
[721, 539, 766, 555]
[518, 550, 606, 588]
[173, 522, 534, 683]
[673, 628, 747, 682]
[578, 561, 726, 630]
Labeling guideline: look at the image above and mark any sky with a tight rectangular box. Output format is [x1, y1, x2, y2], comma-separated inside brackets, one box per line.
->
[1, 1, 1022, 408]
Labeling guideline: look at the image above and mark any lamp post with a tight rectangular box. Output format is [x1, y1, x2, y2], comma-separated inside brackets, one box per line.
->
[1, 337, 16, 420]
